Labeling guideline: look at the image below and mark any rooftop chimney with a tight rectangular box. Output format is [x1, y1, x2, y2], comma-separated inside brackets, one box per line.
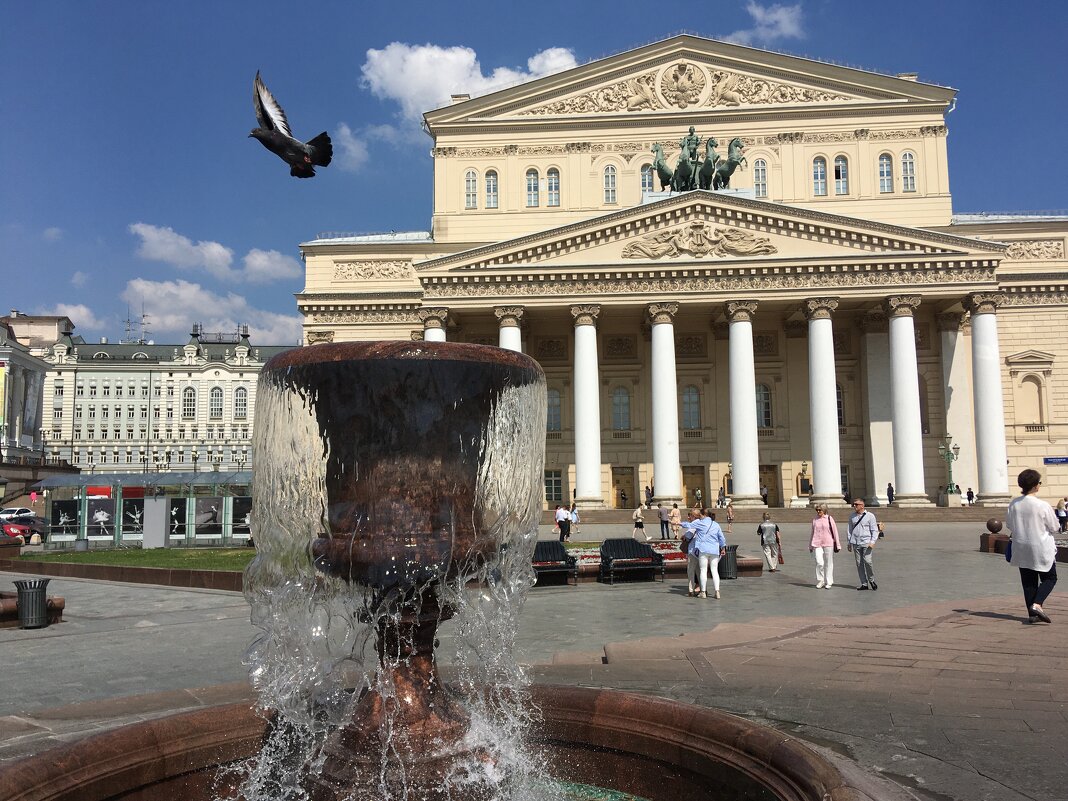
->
[450, 93, 471, 104]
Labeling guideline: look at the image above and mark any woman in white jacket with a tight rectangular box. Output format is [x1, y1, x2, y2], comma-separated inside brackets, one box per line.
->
[1006, 468, 1060, 624]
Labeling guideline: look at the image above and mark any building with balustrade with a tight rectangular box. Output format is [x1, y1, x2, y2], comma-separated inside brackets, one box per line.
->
[296, 35, 1068, 509]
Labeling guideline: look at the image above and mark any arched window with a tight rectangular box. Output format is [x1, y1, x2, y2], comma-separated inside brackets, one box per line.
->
[836, 384, 845, 427]
[812, 157, 827, 196]
[464, 169, 477, 209]
[485, 170, 498, 209]
[681, 385, 701, 430]
[878, 153, 894, 193]
[753, 158, 768, 198]
[209, 387, 223, 419]
[611, 387, 631, 431]
[182, 387, 196, 419]
[234, 387, 248, 419]
[834, 155, 849, 195]
[603, 164, 617, 204]
[901, 152, 916, 192]
[640, 164, 654, 194]
[755, 384, 772, 428]
[546, 388, 562, 432]
[546, 168, 560, 207]
[525, 169, 539, 207]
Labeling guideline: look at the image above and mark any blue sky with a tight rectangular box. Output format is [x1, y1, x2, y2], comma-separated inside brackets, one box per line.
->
[2, 1, 1065, 345]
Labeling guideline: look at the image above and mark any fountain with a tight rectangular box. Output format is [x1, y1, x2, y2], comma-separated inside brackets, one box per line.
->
[0, 342, 891, 801]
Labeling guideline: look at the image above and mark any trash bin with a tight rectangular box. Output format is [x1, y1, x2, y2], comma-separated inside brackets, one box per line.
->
[718, 544, 739, 580]
[14, 578, 51, 629]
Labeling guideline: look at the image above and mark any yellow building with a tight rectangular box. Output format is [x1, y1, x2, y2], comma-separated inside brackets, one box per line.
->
[298, 35, 1068, 510]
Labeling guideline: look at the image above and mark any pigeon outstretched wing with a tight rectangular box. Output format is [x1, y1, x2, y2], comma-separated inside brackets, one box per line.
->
[249, 71, 331, 178]
[253, 71, 292, 139]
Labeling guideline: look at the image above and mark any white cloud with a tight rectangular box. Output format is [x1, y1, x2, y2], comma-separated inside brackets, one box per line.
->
[335, 122, 370, 171]
[121, 278, 302, 344]
[361, 43, 578, 125]
[724, 2, 805, 46]
[43, 227, 63, 241]
[35, 303, 105, 331]
[242, 249, 302, 283]
[129, 222, 236, 280]
[71, 271, 88, 287]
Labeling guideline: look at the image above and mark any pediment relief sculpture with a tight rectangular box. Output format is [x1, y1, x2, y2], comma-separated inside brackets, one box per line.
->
[1004, 240, 1065, 261]
[333, 260, 414, 281]
[621, 221, 777, 260]
[515, 61, 853, 117]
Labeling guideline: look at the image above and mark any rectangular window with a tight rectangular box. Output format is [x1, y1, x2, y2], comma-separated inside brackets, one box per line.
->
[54, 385, 64, 397]
[102, 386, 110, 397]
[140, 407, 148, 419]
[88, 406, 96, 419]
[89, 386, 97, 397]
[53, 408, 63, 420]
[547, 170, 560, 207]
[101, 407, 109, 419]
[485, 172, 498, 209]
[526, 172, 539, 207]
[901, 154, 917, 192]
[544, 470, 563, 504]
[141, 386, 149, 398]
[76, 385, 84, 397]
[75, 406, 83, 419]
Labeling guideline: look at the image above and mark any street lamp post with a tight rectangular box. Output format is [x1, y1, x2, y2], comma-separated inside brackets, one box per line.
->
[937, 434, 961, 495]
[191, 448, 199, 474]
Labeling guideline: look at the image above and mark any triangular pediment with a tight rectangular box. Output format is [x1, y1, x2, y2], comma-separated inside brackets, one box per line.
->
[414, 192, 1002, 275]
[1006, 350, 1055, 369]
[426, 35, 955, 126]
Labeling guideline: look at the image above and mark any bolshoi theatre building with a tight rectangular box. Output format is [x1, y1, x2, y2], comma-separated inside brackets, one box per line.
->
[296, 35, 1068, 511]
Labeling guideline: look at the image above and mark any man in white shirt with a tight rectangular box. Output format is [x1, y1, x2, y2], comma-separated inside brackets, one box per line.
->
[848, 498, 881, 590]
[554, 504, 571, 542]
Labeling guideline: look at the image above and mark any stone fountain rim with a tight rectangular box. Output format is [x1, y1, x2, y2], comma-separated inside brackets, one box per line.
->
[263, 340, 541, 373]
[0, 685, 884, 801]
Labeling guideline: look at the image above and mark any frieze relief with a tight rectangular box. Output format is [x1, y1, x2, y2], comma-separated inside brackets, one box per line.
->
[1004, 240, 1065, 261]
[306, 330, 335, 344]
[753, 332, 779, 356]
[423, 268, 997, 298]
[604, 336, 637, 359]
[333, 261, 413, 281]
[703, 70, 849, 107]
[621, 221, 777, 260]
[532, 337, 569, 360]
[310, 310, 421, 324]
[518, 71, 663, 116]
[675, 334, 707, 358]
[1000, 290, 1068, 306]
[661, 62, 706, 108]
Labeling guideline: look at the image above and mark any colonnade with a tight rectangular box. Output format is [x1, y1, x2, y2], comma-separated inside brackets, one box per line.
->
[419, 293, 1011, 508]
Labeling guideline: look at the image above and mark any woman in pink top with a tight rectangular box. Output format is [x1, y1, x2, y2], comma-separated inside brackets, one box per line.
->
[809, 503, 841, 589]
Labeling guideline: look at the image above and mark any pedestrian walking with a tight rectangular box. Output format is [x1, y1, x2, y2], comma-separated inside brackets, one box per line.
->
[760, 483, 768, 506]
[554, 504, 571, 542]
[809, 503, 840, 589]
[757, 512, 780, 572]
[1055, 497, 1067, 533]
[725, 502, 735, 533]
[966, 487, 975, 506]
[694, 488, 703, 506]
[1006, 468, 1060, 624]
[569, 502, 581, 536]
[886, 483, 895, 505]
[668, 502, 682, 539]
[658, 502, 671, 539]
[632, 504, 648, 541]
[717, 486, 726, 508]
[847, 498, 882, 590]
[680, 508, 725, 599]
[644, 485, 654, 508]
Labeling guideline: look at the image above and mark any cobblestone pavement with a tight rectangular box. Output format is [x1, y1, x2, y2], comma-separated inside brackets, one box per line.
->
[2, 522, 1063, 800]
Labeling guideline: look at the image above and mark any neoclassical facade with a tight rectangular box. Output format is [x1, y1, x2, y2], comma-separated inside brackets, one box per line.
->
[297, 35, 1067, 509]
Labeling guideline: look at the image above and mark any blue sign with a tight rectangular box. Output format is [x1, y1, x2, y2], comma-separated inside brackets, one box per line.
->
[1043, 457, 1068, 465]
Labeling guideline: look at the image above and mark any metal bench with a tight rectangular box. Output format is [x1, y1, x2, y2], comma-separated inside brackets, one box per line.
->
[532, 540, 578, 586]
[598, 538, 665, 585]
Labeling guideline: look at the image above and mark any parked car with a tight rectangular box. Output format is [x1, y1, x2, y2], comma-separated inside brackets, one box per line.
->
[1, 521, 30, 543]
[0, 507, 34, 521]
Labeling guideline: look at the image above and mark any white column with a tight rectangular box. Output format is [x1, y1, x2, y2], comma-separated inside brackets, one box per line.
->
[938, 312, 978, 502]
[494, 306, 524, 352]
[571, 304, 604, 508]
[885, 296, 932, 506]
[726, 300, 763, 506]
[648, 303, 682, 503]
[966, 293, 1011, 505]
[419, 307, 449, 343]
[860, 312, 894, 506]
[805, 298, 844, 507]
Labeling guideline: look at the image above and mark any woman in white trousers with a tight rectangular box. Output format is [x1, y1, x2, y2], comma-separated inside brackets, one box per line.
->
[809, 503, 841, 589]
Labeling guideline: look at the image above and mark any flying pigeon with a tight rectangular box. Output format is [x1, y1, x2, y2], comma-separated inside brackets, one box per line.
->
[249, 71, 332, 178]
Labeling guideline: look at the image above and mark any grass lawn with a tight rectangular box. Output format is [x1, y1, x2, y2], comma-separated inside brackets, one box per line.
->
[19, 548, 255, 572]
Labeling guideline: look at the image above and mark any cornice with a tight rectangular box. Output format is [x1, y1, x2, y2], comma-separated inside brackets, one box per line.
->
[413, 193, 1002, 274]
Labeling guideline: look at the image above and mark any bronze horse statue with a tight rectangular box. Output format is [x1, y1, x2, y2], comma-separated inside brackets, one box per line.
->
[698, 138, 720, 190]
[651, 144, 673, 191]
[671, 149, 694, 192]
[712, 137, 747, 190]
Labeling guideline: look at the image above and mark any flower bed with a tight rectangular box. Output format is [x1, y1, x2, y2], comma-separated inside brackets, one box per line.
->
[568, 540, 687, 573]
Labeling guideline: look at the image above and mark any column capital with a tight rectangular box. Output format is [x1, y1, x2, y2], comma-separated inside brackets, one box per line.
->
[858, 311, 888, 334]
[494, 305, 526, 327]
[410, 330, 424, 341]
[725, 299, 759, 323]
[417, 307, 449, 330]
[936, 311, 967, 332]
[570, 304, 601, 327]
[965, 292, 1004, 316]
[803, 297, 839, 321]
[884, 295, 921, 318]
[646, 302, 679, 325]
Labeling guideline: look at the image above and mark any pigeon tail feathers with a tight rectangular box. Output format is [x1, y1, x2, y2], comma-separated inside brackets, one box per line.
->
[307, 132, 333, 167]
[290, 164, 316, 178]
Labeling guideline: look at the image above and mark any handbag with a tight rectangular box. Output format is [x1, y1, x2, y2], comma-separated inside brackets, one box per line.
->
[1005, 540, 1013, 562]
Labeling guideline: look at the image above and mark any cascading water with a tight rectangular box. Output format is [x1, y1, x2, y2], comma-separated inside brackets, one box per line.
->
[227, 341, 572, 801]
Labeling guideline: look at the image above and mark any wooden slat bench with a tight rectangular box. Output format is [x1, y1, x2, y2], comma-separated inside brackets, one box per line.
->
[532, 540, 578, 586]
[599, 538, 665, 585]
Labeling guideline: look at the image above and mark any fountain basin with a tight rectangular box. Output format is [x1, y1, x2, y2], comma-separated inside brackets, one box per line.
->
[0, 686, 879, 801]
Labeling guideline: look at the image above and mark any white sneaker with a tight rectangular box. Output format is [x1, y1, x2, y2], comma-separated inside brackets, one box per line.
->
[714, 590, 720, 599]
[698, 591, 707, 598]
[825, 584, 833, 589]
[816, 581, 825, 589]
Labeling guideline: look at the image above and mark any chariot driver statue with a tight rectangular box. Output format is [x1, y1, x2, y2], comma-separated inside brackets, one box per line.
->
[678, 126, 702, 191]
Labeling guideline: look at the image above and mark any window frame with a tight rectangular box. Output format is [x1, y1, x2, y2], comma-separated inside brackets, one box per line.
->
[525, 169, 540, 207]
[878, 153, 894, 193]
[209, 386, 224, 420]
[546, 167, 561, 207]
[181, 387, 196, 420]
[753, 158, 768, 198]
[812, 157, 828, 196]
[485, 170, 498, 209]
[546, 388, 562, 432]
[755, 383, 773, 428]
[603, 164, 617, 204]
[611, 386, 632, 431]
[464, 169, 478, 209]
[681, 385, 701, 430]
[833, 155, 849, 195]
[901, 151, 917, 192]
